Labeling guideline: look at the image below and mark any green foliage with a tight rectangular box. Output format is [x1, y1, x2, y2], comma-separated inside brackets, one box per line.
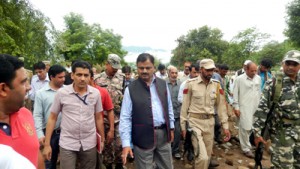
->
[171, 25, 228, 68]
[55, 13, 127, 65]
[0, 0, 53, 69]
[285, 0, 300, 47]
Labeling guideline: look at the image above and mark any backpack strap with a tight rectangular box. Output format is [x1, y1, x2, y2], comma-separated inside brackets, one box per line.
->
[271, 73, 283, 104]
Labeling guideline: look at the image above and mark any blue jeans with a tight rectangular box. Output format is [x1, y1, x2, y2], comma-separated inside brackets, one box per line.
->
[44, 129, 60, 169]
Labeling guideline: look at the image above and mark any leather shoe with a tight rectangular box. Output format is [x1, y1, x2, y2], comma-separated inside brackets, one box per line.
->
[244, 151, 255, 159]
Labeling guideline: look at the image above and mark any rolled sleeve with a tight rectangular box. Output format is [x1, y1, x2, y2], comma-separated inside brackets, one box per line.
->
[50, 91, 61, 114]
[94, 90, 103, 113]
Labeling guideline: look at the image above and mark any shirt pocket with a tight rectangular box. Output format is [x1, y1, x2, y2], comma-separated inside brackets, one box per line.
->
[209, 92, 216, 106]
[192, 92, 204, 106]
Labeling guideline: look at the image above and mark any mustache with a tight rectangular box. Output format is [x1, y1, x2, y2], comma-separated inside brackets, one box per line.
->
[141, 73, 149, 75]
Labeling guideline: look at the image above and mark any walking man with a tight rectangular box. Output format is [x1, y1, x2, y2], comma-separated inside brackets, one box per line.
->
[233, 62, 261, 158]
[33, 65, 66, 169]
[181, 59, 231, 169]
[254, 50, 300, 168]
[120, 53, 175, 169]
[43, 61, 105, 169]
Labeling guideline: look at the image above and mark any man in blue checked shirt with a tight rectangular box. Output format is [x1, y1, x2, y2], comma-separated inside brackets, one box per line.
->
[119, 53, 175, 169]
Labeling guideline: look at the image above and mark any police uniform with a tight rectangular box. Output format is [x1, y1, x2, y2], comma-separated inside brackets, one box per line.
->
[94, 54, 125, 167]
[180, 59, 229, 169]
[253, 50, 300, 168]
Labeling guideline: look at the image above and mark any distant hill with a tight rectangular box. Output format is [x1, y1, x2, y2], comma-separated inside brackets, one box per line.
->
[123, 46, 166, 53]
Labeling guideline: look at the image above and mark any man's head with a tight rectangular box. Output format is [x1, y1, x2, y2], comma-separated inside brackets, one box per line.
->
[122, 66, 132, 81]
[183, 61, 191, 75]
[260, 58, 272, 73]
[106, 54, 121, 76]
[42, 60, 51, 72]
[168, 65, 178, 83]
[214, 64, 221, 74]
[48, 65, 66, 88]
[157, 63, 166, 75]
[189, 63, 200, 78]
[0, 54, 30, 114]
[71, 61, 91, 89]
[33, 61, 47, 81]
[245, 62, 257, 79]
[200, 59, 215, 81]
[282, 50, 300, 78]
[219, 64, 229, 78]
[243, 60, 252, 70]
[136, 53, 155, 83]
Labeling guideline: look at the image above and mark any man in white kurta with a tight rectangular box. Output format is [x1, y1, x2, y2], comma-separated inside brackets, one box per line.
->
[233, 62, 261, 158]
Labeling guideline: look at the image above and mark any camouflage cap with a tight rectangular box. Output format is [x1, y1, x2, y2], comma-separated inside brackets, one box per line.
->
[283, 50, 300, 64]
[200, 59, 216, 69]
[107, 54, 121, 69]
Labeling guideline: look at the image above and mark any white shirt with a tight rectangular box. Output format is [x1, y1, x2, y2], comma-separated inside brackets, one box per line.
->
[233, 73, 261, 130]
[29, 74, 50, 101]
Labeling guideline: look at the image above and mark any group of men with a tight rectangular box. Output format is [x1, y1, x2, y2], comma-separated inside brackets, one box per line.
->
[0, 49, 299, 169]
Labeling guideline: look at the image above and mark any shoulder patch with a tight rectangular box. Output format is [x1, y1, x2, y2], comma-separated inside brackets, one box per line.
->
[183, 89, 188, 94]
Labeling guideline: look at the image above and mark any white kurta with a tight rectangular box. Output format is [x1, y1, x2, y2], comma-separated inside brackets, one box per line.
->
[233, 74, 261, 130]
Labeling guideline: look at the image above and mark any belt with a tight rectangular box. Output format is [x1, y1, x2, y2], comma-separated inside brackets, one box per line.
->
[43, 128, 61, 134]
[189, 113, 214, 119]
[154, 124, 166, 130]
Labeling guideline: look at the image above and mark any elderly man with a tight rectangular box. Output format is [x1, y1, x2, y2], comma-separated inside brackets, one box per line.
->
[166, 66, 182, 159]
[233, 62, 261, 158]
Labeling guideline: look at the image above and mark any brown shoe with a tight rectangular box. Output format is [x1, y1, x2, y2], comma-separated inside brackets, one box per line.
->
[244, 151, 255, 159]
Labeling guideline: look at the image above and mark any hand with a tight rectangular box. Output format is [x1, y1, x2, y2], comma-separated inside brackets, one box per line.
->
[234, 109, 240, 118]
[170, 130, 174, 142]
[223, 129, 231, 142]
[122, 147, 134, 165]
[181, 130, 186, 139]
[43, 145, 52, 161]
[39, 137, 45, 146]
[254, 136, 267, 147]
[106, 130, 114, 143]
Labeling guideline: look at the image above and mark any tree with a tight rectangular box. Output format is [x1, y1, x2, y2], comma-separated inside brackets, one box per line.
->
[222, 27, 270, 70]
[55, 13, 127, 65]
[285, 0, 300, 47]
[0, 0, 53, 69]
[171, 25, 228, 68]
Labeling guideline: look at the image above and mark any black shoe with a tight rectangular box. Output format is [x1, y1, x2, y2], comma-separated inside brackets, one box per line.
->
[105, 164, 113, 169]
[115, 163, 124, 169]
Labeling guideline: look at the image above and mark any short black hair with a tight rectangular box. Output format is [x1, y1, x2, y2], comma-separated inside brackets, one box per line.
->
[48, 65, 66, 80]
[189, 63, 200, 72]
[72, 60, 91, 73]
[219, 64, 229, 70]
[260, 58, 272, 69]
[0, 54, 24, 88]
[33, 61, 46, 70]
[157, 63, 166, 71]
[136, 53, 155, 65]
[122, 66, 132, 73]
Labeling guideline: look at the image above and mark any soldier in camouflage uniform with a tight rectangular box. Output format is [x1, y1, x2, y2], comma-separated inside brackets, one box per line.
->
[94, 54, 125, 169]
[253, 50, 300, 169]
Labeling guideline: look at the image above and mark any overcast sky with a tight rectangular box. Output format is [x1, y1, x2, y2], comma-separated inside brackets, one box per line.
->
[29, 0, 291, 62]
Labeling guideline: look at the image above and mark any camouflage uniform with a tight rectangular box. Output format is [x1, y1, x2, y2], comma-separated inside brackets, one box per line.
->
[94, 71, 124, 166]
[253, 51, 300, 169]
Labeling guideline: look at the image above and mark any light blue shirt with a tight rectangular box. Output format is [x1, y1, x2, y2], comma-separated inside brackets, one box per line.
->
[29, 74, 50, 101]
[119, 76, 175, 147]
[33, 83, 62, 139]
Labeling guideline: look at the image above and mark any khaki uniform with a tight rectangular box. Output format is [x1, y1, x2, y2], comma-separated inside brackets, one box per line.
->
[94, 71, 124, 165]
[180, 76, 229, 169]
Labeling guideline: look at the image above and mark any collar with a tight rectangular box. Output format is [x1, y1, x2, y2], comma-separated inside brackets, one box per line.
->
[66, 84, 93, 95]
[197, 75, 212, 84]
[34, 73, 50, 82]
